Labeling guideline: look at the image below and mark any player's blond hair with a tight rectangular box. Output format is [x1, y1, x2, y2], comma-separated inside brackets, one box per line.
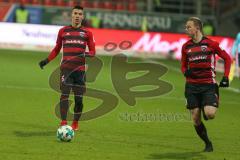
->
[187, 17, 203, 33]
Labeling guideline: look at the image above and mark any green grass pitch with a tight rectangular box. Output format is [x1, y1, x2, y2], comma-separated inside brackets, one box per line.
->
[0, 49, 239, 160]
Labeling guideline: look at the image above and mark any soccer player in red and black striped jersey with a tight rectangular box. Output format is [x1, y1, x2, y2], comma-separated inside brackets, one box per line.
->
[39, 6, 95, 131]
[181, 17, 231, 152]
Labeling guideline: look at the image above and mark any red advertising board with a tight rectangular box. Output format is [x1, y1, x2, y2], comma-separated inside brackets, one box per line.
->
[0, 22, 234, 60]
[89, 28, 234, 59]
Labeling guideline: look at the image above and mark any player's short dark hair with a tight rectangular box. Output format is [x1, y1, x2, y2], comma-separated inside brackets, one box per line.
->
[72, 5, 84, 11]
[187, 17, 203, 33]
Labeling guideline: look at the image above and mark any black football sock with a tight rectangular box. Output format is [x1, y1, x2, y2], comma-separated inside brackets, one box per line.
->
[194, 122, 211, 145]
[60, 96, 69, 121]
[73, 96, 83, 121]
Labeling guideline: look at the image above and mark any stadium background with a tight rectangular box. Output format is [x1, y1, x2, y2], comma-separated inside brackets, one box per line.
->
[0, 0, 239, 160]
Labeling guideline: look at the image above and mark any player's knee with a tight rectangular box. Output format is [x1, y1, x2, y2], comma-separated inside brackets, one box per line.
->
[192, 116, 201, 126]
[205, 112, 215, 119]
[60, 94, 69, 100]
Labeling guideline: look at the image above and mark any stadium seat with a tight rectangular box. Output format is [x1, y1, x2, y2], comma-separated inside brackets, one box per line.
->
[8, 0, 17, 3]
[56, 0, 65, 6]
[92, 0, 104, 9]
[128, 0, 137, 12]
[103, 0, 114, 10]
[32, 0, 42, 5]
[79, 0, 92, 8]
[115, 0, 125, 10]
[19, 0, 30, 4]
[44, 0, 54, 6]
[67, 0, 77, 7]
[0, 0, 29, 3]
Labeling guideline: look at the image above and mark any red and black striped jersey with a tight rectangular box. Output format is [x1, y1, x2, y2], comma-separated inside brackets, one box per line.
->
[47, 25, 95, 71]
[181, 37, 231, 84]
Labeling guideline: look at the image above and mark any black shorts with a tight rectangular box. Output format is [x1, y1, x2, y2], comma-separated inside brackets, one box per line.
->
[185, 83, 219, 109]
[60, 69, 86, 95]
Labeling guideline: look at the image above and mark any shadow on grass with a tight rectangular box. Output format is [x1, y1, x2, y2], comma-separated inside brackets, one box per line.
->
[14, 131, 55, 137]
[7, 121, 54, 130]
[147, 151, 207, 160]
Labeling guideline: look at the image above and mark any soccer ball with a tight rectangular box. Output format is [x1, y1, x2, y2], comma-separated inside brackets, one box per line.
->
[57, 125, 74, 142]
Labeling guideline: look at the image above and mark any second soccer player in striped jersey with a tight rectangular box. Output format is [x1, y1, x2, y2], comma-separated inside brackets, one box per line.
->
[181, 17, 231, 152]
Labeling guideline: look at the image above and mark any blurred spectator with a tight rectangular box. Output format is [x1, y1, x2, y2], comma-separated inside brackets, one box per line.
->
[141, 16, 148, 32]
[89, 16, 101, 28]
[203, 21, 215, 36]
[13, 3, 29, 23]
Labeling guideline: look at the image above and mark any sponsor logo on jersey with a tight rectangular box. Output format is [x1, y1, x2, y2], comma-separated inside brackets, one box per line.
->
[189, 55, 207, 62]
[65, 40, 85, 44]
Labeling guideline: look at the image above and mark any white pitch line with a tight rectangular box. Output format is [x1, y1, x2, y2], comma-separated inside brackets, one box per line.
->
[227, 87, 240, 93]
[0, 84, 52, 92]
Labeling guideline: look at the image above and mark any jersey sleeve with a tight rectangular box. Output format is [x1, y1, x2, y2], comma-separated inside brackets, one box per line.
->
[47, 28, 63, 61]
[181, 44, 187, 74]
[85, 31, 96, 57]
[213, 41, 231, 77]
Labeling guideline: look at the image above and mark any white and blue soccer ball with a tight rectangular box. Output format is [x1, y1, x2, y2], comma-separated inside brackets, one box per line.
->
[57, 125, 74, 142]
